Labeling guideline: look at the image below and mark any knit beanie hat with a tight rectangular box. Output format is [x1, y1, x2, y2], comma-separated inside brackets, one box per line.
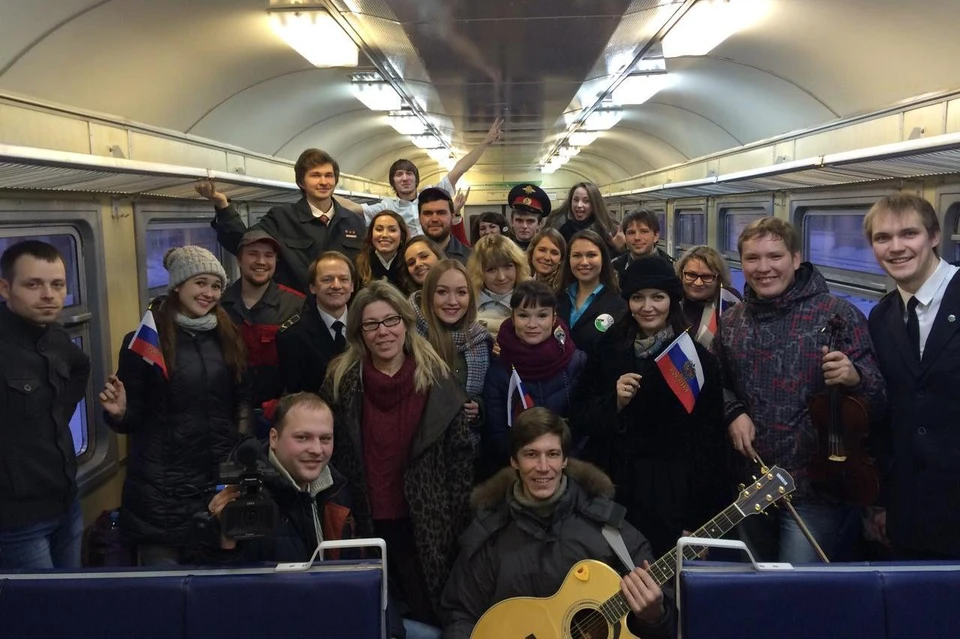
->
[620, 256, 683, 301]
[164, 245, 228, 291]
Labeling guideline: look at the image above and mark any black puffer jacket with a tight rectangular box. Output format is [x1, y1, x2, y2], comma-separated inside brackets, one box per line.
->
[107, 318, 250, 546]
[440, 460, 675, 639]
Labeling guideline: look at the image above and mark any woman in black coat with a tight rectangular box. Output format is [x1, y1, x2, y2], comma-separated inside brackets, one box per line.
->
[555, 229, 627, 359]
[569, 257, 729, 557]
[355, 210, 409, 290]
[100, 246, 251, 566]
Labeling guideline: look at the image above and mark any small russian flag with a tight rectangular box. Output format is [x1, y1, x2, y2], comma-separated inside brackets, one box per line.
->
[697, 288, 741, 347]
[655, 331, 705, 414]
[506, 366, 534, 427]
[129, 310, 168, 379]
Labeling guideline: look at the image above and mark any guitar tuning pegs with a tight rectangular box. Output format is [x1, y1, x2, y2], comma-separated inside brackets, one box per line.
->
[738, 483, 745, 491]
[751, 475, 758, 481]
[759, 466, 769, 474]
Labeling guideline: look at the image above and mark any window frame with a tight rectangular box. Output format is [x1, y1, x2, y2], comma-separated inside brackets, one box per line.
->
[717, 198, 773, 292]
[934, 187, 960, 265]
[0, 199, 117, 492]
[673, 200, 707, 253]
[134, 203, 235, 313]
[790, 191, 892, 295]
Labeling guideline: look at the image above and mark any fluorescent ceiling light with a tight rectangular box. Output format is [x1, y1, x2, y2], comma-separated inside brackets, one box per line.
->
[350, 79, 402, 111]
[611, 74, 673, 106]
[388, 111, 426, 135]
[583, 109, 622, 131]
[635, 57, 667, 73]
[410, 134, 443, 149]
[267, 5, 358, 68]
[662, 0, 769, 58]
[427, 148, 450, 163]
[558, 146, 580, 158]
[541, 164, 558, 174]
[569, 132, 598, 147]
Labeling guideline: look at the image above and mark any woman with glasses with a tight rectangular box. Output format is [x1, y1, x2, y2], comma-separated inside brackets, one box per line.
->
[323, 280, 478, 634]
[569, 258, 728, 556]
[675, 246, 742, 350]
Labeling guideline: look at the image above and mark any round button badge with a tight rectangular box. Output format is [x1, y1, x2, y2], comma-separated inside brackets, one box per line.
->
[595, 313, 614, 332]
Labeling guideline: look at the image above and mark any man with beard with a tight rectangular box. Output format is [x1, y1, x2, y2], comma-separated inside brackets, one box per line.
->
[200, 149, 365, 293]
[336, 118, 503, 238]
[220, 230, 304, 414]
[419, 188, 472, 265]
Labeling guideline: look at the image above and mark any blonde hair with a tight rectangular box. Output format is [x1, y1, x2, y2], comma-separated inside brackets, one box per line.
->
[419, 260, 477, 363]
[325, 280, 449, 401]
[676, 245, 732, 289]
[526, 228, 566, 292]
[466, 234, 531, 294]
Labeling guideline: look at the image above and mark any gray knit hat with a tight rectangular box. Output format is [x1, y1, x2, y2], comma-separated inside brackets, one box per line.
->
[164, 245, 228, 291]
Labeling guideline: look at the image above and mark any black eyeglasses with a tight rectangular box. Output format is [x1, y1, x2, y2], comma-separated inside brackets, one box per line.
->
[682, 271, 717, 284]
[359, 315, 403, 333]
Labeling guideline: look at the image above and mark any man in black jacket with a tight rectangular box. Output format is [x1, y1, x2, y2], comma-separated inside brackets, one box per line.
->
[441, 407, 674, 639]
[865, 194, 960, 559]
[0, 240, 91, 569]
[276, 251, 355, 394]
[199, 149, 365, 293]
[612, 209, 674, 281]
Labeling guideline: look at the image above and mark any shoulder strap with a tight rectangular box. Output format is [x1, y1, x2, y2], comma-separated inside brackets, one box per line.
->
[602, 524, 635, 572]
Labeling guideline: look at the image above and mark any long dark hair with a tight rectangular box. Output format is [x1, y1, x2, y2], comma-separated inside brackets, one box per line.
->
[154, 295, 247, 383]
[559, 230, 620, 294]
[355, 210, 409, 286]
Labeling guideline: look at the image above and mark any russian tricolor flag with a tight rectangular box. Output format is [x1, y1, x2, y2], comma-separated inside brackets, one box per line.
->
[506, 366, 534, 427]
[655, 331, 705, 414]
[129, 310, 168, 379]
[697, 288, 741, 348]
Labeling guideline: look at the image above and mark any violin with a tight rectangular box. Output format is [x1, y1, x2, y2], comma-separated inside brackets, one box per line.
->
[807, 315, 879, 507]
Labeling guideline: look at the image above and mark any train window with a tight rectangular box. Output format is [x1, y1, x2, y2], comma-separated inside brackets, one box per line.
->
[676, 209, 706, 249]
[145, 223, 221, 296]
[69, 335, 89, 456]
[945, 203, 960, 263]
[802, 211, 885, 276]
[0, 232, 81, 307]
[655, 210, 667, 249]
[720, 211, 766, 257]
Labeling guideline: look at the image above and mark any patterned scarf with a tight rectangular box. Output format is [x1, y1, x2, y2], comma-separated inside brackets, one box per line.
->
[414, 301, 490, 396]
[633, 325, 674, 359]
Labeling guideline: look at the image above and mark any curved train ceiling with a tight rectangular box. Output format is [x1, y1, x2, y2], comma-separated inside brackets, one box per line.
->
[2, 0, 960, 190]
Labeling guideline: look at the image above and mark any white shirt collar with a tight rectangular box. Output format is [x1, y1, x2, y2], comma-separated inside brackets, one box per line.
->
[317, 305, 347, 330]
[308, 200, 335, 220]
[898, 258, 953, 308]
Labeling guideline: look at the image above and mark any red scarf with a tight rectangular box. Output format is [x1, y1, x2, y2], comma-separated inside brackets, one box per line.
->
[361, 356, 427, 520]
[495, 317, 577, 381]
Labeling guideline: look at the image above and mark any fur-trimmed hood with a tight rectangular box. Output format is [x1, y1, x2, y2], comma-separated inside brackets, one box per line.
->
[470, 458, 614, 511]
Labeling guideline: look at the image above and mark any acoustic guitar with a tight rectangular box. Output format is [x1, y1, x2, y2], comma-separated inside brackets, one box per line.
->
[470, 465, 796, 639]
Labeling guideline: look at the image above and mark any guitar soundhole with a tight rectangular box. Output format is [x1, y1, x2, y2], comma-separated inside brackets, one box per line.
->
[568, 608, 609, 639]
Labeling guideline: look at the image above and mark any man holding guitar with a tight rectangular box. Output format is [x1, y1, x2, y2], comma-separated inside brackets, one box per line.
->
[440, 407, 674, 639]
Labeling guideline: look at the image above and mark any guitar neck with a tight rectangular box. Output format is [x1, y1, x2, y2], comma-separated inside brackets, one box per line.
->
[596, 503, 747, 625]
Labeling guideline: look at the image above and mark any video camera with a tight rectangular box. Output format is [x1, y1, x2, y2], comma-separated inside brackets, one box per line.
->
[217, 438, 281, 540]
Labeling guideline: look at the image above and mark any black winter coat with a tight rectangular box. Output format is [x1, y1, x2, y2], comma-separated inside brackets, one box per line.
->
[211, 199, 365, 293]
[107, 322, 250, 546]
[569, 326, 729, 556]
[0, 305, 90, 530]
[440, 460, 676, 639]
[556, 286, 628, 359]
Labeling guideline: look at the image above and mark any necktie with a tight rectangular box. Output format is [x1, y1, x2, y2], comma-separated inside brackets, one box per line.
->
[318, 214, 330, 226]
[332, 320, 346, 351]
[906, 296, 920, 359]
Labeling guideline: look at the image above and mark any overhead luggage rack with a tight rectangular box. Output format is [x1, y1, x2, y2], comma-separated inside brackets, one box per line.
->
[0, 143, 381, 204]
[612, 132, 960, 201]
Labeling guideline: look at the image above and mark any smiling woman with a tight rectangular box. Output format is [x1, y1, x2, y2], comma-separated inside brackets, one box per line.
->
[355, 210, 410, 289]
[99, 245, 251, 567]
[322, 281, 479, 630]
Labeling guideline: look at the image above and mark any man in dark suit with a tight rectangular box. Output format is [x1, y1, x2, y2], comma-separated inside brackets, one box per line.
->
[865, 193, 960, 560]
[198, 149, 365, 293]
[276, 251, 355, 394]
